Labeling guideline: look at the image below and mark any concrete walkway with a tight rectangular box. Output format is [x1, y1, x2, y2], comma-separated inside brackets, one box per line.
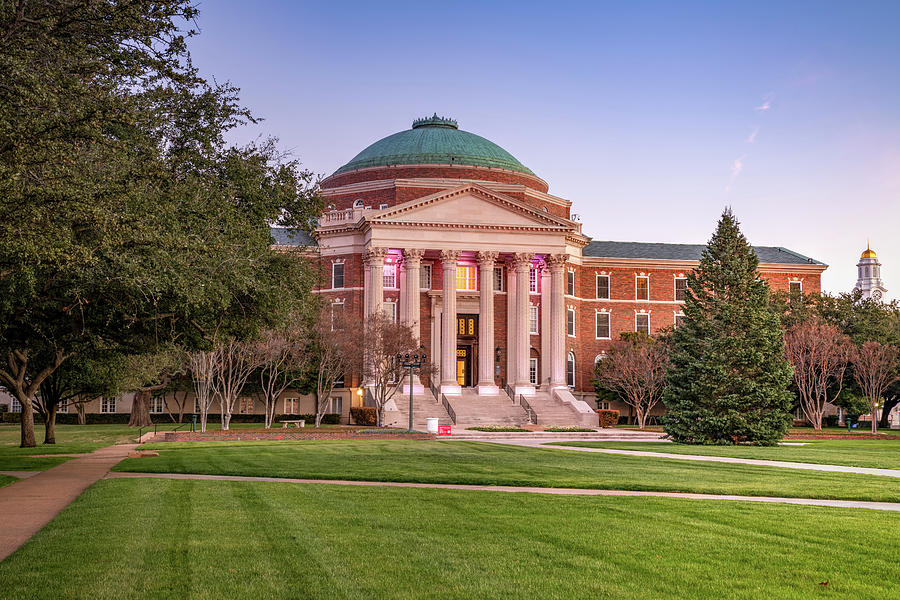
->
[0, 471, 40, 479]
[0, 443, 137, 562]
[489, 440, 900, 478]
[108, 471, 900, 512]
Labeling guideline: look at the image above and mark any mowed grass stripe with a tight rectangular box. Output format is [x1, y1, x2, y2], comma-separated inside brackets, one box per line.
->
[1, 478, 898, 599]
[549, 439, 900, 470]
[115, 440, 900, 503]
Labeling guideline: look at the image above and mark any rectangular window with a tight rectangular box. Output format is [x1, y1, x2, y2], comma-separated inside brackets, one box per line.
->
[675, 277, 688, 302]
[635, 313, 650, 335]
[529, 358, 538, 385]
[493, 266, 504, 292]
[567, 308, 576, 337]
[456, 265, 477, 291]
[149, 396, 164, 414]
[57, 401, 68, 414]
[529, 305, 539, 334]
[332, 262, 345, 289]
[595, 312, 611, 339]
[529, 268, 538, 293]
[10, 397, 22, 413]
[331, 302, 344, 331]
[636, 276, 649, 301]
[596, 275, 610, 299]
[379, 203, 388, 209]
[334, 374, 346, 388]
[328, 396, 343, 415]
[674, 314, 685, 329]
[239, 397, 254, 414]
[420, 264, 432, 290]
[383, 264, 397, 289]
[284, 397, 299, 414]
[101, 397, 116, 414]
[789, 281, 802, 294]
[384, 301, 398, 323]
[567, 270, 575, 296]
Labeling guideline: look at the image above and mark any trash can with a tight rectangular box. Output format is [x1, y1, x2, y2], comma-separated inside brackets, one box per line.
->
[426, 417, 439, 433]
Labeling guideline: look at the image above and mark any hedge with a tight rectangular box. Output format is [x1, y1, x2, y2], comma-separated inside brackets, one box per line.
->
[350, 407, 377, 426]
[596, 409, 620, 428]
[1, 412, 341, 425]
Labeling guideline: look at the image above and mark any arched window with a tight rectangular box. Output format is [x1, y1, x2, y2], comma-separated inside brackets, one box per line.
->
[566, 352, 576, 388]
[594, 354, 606, 368]
[353, 199, 364, 209]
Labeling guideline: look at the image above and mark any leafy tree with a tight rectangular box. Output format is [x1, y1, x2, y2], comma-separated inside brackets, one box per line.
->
[663, 209, 794, 445]
[853, 341, 900, 434]
[0, 2, 321, 446]
[593, 332, 669, 429]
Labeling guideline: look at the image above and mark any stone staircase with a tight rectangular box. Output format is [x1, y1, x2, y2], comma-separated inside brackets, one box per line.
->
[525, 390, 589, 426]
[385, 388, 453, 431]
[448, 389, 529, 428]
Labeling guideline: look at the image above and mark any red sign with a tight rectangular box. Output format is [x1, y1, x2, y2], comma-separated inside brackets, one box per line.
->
[437, 425, 451, 436]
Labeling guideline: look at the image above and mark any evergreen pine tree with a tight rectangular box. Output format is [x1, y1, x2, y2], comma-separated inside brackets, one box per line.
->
[662, 209, 793, 444]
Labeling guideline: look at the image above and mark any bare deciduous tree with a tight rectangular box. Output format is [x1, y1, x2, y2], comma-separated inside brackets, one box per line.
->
[212, 340, 262, 430]
[347, 312, 423, 427]
[310, 308, 353, 427]
[188, 350, 218, 432]
[593, 332, 669, 429]
[785, 319, 856, 430]
[256, 321, 312, 428]
[853, 341, 900, 434]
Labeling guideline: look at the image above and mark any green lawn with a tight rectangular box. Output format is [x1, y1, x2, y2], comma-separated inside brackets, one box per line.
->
[548, 439, 900, 470]
[0, 477, 897, 599]
[0, 474, 16, 488]
[115, 439, 900, 502]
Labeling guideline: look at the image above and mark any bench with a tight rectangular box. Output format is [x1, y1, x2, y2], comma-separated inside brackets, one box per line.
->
[281, 419, 305, 429]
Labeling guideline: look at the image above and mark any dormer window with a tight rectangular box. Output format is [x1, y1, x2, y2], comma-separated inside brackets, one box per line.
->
[353, 199, 364, 209]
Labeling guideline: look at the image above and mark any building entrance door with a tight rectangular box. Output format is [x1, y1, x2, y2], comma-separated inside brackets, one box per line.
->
[456, 346, 471, 387]
[456, 314, 478, 388]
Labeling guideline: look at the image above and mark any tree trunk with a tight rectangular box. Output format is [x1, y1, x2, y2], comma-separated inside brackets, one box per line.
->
[872, 400, 878, 434]
[18, 391, 36, 448]
[879, 397, 898, 429]
[43, 403, 58, 444]
[75, 400, 86, 425]
[315, 412, 323, 428]
[128, 390, 153, 427]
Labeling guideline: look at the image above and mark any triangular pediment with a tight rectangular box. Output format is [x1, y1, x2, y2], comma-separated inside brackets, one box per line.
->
[369, 184, 571, 229]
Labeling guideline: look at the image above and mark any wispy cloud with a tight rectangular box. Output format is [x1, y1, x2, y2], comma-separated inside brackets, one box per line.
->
[746, 126, 760, 144]
[726, 154, 747, 192]
[755, 93, 774, 111]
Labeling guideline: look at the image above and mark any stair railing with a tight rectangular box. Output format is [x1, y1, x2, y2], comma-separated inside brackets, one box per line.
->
[504, 383, 516, 404]
[519, 394, 537, 425]
[440, 394, 457, 425]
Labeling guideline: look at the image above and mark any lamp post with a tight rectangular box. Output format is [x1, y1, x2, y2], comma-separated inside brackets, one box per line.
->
[397, 352, 426, 433]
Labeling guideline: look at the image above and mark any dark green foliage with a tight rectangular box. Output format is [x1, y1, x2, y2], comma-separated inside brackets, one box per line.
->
[663, 210, 793, 445]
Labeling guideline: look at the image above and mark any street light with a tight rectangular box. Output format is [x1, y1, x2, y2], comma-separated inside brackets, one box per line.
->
[397, 351, 426, 433]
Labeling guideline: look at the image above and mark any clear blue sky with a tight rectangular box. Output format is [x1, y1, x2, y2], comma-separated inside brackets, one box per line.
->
[187, 1, 900, 298]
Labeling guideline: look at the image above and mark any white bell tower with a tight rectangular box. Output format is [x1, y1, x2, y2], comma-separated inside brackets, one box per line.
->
[855, 243, 887, 301]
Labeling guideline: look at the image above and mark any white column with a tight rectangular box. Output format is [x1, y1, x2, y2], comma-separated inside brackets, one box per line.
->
[476, 251, 499, 395]
[513, 252, 535, 396]
[546, 254, 568, 389]
[506, 260, 517, 391]
[402, 249, 424, 341]
[540, 264, 551, 389]
[364, 247, 387, 318]
[440, 249, 461, 395]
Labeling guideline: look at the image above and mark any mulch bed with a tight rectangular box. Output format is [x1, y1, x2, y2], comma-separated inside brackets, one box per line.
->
[785, 433, 900, 441]
[161, 429, 435, 442]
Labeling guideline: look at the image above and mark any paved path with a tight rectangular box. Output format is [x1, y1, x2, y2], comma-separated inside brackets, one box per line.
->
[488, 439, 900, 478]
[0, 444, 137, 562]
[0, 471, 40, 479]
[108, 471, 900, 512]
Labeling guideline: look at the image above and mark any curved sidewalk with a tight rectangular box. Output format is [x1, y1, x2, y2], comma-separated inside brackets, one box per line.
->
[0, 444, 137, 562]
[490, 439, 900, 478]
[107, 471, 900, 512]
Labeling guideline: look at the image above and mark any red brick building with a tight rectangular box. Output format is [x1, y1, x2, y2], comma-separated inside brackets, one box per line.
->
[274, 115, 827, 427]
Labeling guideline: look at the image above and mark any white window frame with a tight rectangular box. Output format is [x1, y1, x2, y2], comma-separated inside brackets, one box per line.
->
[149, 396, 164, 414]
[284, 397, 300, 415]
[383, 263, 397, 289]
[567, 308, 576, 337]
[328, 396, 343, 415]
[674, 277, 688, 302]
[379, 203, 388, 210]
[353, 199, 364, 209]
[100, 396, 117, 414]
[529, 268, 538, 293]
[566, 270, 575, 296]
[493, 266, 504, 292]
[331, 262, 345, 290]
[529, 305, 539, 335]
[10, 397, 22, 413]
[529, 358, 538, 385]
[456, 265, 478, 291]
[57, 401, 68, 414]
[331, 301, 344, 331]
[636, 275, 650, 301]
[596, 274, 610, 299]
[420, 264, 432, 290]
[384, 301, 398, 323]
[789, 280, 803, 294]
[595, 311, 611, 339]
[566, 352, 576, 389]
[674, 312, 685, 329]
[635, 312, 650, 335]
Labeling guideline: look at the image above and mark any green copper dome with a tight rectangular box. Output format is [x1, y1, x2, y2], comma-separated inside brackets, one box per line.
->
[333, 115, 535, 176]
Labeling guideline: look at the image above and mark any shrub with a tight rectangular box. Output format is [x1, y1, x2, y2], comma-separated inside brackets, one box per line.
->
[0, 404, 7, 413]
[596, 409, 620, 428]
[544, 426, 595, 432]
[2, 412, 21, 423]
[823, 415, 840, 428]
[350, 407, 377, 426]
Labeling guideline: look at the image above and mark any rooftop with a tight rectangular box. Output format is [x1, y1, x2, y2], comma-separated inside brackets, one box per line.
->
[584, 240, 826, 265]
